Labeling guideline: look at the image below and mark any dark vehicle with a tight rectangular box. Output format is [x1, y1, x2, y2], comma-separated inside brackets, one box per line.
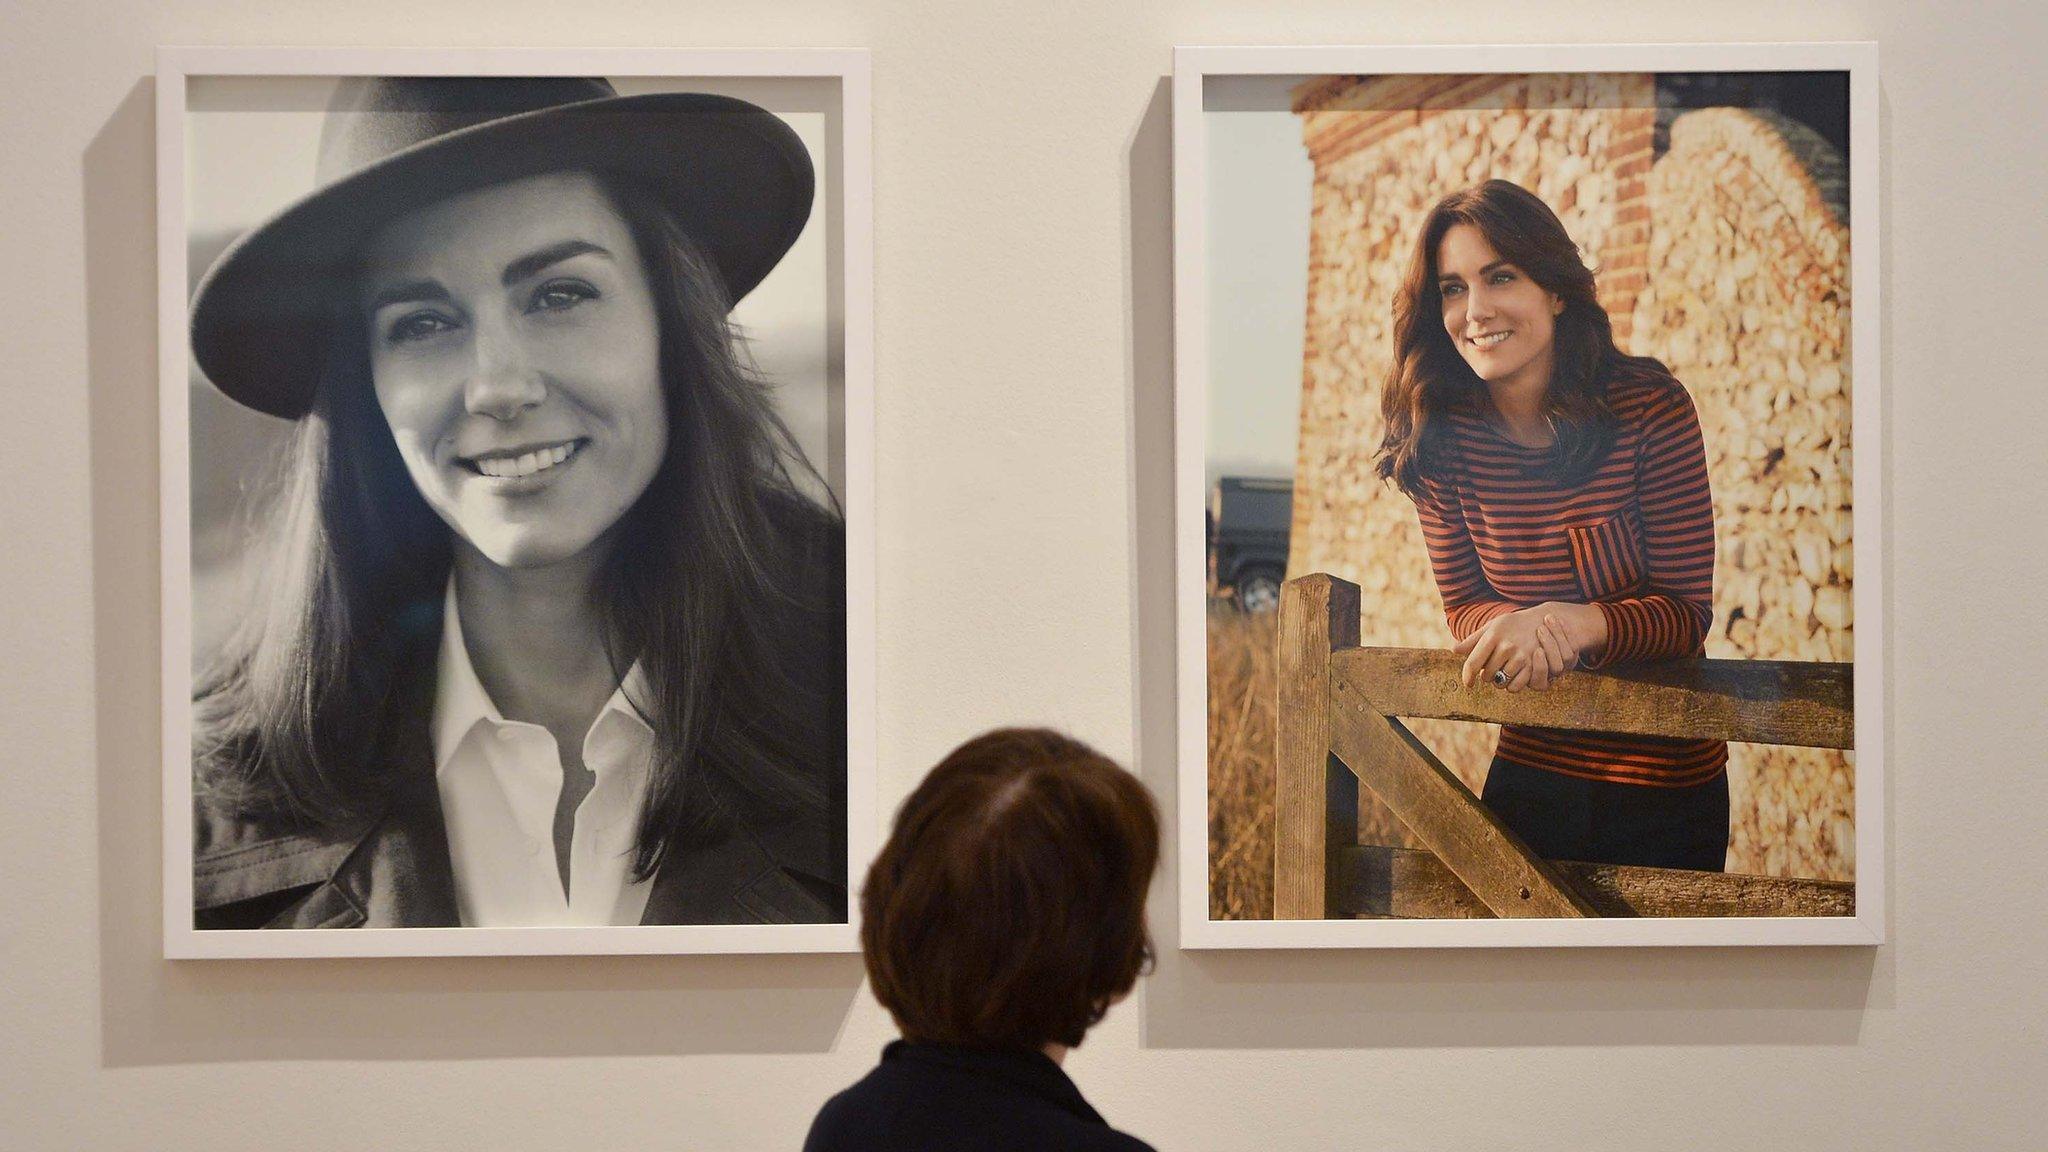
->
[1209, 477, 1292, 613]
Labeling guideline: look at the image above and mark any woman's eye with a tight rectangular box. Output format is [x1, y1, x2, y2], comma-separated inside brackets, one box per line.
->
[386, 311, 456, 344]
[530, 280, 599, 313]
[1440, 282, 1464, 297]
[1491, 270, 1517, 284]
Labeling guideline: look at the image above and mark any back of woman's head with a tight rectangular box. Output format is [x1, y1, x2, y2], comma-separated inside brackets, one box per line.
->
[861, 728, 1160, 1051]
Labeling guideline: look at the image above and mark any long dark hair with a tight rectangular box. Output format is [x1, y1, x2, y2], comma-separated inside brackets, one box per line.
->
[194, 168, 844, 880]
[1375, 179, 1669, 499]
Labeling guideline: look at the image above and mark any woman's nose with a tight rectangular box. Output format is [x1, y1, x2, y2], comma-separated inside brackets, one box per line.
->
[464, 323, 546, 420]
[1465, 285, 1496, 323]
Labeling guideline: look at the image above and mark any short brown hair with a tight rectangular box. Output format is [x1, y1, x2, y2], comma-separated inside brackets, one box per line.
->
[861, 728, 1160, 1050]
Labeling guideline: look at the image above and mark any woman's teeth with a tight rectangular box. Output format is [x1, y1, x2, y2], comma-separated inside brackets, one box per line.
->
[475, 442, 576, 479]
[1470, 331, 1511, 349]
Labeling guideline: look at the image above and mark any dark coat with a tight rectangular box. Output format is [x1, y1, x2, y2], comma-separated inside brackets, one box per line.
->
[193, 765, 842, 928]
[192, 499, 847, 930]
[804, 1042, 1157, 1152]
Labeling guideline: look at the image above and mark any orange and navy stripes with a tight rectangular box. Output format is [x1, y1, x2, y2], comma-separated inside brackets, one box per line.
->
[1410, 371, 1727, 788]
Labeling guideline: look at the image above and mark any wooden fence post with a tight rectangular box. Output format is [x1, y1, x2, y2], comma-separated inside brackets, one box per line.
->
[1275, 574, 1360, 919]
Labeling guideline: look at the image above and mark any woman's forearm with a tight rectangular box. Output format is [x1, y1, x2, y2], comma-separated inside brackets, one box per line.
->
[1445, 598, 1520, 641]
[1586, 595, 1711, 666]
[1538, 595, 1716, 668]
[1533, 600, 1610, 662]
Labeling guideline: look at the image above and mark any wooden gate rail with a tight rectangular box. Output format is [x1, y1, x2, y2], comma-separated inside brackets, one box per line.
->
[1275, 573, 1855, 921]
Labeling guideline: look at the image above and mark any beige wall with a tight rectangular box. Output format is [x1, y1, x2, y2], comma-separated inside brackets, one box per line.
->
[2, 3, 2042, 1150]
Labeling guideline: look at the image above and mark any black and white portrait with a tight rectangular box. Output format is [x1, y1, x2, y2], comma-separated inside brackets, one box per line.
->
[165, 57, 873, 955]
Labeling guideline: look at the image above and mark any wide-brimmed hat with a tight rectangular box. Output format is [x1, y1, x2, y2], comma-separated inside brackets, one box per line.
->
[189, 76, 814, 419]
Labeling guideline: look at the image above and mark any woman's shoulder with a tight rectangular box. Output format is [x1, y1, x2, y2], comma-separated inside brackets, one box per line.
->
[763, 488, 844, 563]
[190, 605, 443, 906]
[804, 1044, 1156, 1152]
[757, 488, 847, 640]
[757, 483, 843, 578]
[1603, 358, 1698, 421]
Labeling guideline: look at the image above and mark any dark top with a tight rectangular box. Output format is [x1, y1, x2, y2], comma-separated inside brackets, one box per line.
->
[804, 1041, 1157, 1152]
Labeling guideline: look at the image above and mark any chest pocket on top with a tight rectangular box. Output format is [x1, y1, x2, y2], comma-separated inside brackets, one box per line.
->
[1565, 511, 1647, 601]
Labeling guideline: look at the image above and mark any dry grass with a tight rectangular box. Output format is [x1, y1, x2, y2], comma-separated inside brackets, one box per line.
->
[1206, 607, 1277, 921]
[1208, 604, 1440, 920]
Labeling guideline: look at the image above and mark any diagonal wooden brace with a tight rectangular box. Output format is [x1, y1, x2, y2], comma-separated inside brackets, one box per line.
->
[1327, 659, 1596, 918]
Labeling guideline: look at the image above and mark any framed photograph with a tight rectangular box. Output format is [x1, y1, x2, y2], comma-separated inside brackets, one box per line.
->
[1174, 44, 1881, 947]
[159, 47, 876, 958]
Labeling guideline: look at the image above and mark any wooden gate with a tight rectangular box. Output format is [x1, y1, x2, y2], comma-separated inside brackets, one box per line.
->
[1275, 574, 1855, 920]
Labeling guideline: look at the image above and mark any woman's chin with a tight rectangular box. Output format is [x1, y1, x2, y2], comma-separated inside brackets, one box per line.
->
[459, 530, 601, 573]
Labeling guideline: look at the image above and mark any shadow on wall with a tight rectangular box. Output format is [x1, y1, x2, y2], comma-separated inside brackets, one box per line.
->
[87, 78, 863, 1068]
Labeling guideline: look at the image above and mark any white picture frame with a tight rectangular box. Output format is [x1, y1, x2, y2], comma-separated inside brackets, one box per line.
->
[1173, 43, 1882, 949]
[159, 46, 876, 959]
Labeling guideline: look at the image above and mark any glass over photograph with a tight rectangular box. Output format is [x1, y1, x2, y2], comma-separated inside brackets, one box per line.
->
[1197, 68, 1859, 928]
[178, 72, 853, 935]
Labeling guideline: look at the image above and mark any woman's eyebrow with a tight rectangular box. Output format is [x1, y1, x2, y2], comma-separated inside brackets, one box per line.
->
[1440, 260, 1513, 284]
[501, 239, 612, 287]
[364, 241, 613, 310]
[366, 279, 451, 311]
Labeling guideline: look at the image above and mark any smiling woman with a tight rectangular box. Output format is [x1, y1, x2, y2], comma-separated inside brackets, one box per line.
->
[1375, 179, 1727, 872]
[186, 76, 849, 932]
[362, 174, 671, 573]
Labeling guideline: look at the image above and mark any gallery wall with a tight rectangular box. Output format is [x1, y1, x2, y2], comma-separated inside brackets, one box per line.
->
[2, 1, 2043, 1148]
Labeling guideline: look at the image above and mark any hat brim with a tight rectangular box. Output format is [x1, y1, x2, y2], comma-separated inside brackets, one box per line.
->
[189, 92, 814, 420]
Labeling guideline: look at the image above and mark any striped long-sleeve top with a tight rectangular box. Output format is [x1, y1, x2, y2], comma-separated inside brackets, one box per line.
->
[1410, 370, 1727, 787]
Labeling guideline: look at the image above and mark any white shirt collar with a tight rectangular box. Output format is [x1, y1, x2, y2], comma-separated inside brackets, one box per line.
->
[430, 579, 654, 775]
[429, 578, 659, 927]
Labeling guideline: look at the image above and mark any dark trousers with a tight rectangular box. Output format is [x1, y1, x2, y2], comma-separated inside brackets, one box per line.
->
[1480, 757, 1729, 871]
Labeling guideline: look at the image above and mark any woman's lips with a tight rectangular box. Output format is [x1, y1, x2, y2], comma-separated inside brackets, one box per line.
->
[1467, 330, 1512, 349]
[458, 439, 586, 489]
[459, 439, 583, 478]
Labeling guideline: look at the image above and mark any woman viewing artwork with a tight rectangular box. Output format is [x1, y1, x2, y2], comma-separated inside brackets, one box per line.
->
[806, 728, 1159, 1152]
[187, 76, 848, 928]
[1376, 178, 1726, 872]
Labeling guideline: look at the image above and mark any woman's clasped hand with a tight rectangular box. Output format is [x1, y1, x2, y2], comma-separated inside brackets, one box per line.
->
[1453, 602, 1608, 691]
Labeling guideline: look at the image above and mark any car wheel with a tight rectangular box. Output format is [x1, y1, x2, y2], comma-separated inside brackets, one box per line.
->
[1236, 568, 1282, 614]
